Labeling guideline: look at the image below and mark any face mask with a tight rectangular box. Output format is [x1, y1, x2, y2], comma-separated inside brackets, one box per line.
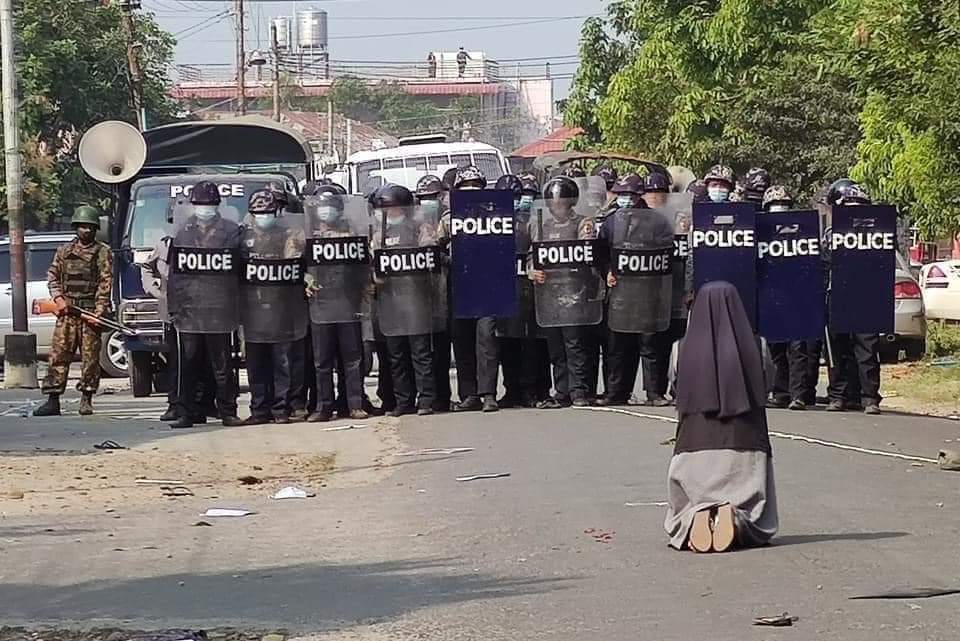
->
[767, 204, 791, 213]
[707, 187, 730, 203]
[253, 213, 278, 230]
[616, 195, 634, 208]
[419, 199, 440, 218]
[519, 195, 534, 212]
[460, 186, 481, 191]
[386, 210, 405, 226]
[316, 206, 340, 223]
[550, 206, 572, 221]
[195, 205, 218, 223]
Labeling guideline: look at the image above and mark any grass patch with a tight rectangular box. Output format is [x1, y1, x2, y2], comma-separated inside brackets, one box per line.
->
[885, 363, 960, 406]
[926, 321, 960, 358]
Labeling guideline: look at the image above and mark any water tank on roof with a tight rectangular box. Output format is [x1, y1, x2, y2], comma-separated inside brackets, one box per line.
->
[272, 17, 291, 50]
[297, 9, 328, 50]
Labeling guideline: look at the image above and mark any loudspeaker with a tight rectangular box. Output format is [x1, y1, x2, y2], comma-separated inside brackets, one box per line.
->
[78, 120, 147, 184]
[667, 165, 697, 193]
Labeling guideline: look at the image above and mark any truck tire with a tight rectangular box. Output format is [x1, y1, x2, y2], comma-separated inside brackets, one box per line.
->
[129, 351, 153, 397]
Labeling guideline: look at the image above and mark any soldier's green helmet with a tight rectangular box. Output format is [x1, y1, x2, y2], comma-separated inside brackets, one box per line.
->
[71, 205, 101, 228]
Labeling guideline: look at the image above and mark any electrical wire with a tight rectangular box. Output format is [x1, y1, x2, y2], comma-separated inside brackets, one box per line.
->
[173, 9, 232, 38]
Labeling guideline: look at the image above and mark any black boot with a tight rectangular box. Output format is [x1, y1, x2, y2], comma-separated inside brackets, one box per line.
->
[159, 406, 179, 422]
[33, 394, 61, 417]
[79, 393, 94, 416]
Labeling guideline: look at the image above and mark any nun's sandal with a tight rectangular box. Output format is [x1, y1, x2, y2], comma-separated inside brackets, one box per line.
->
[689, 509, 714, 552]
[712, 503, 736, 552]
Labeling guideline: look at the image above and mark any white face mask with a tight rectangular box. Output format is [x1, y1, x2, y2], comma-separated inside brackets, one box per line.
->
[707, 187, 730, 203]
[253, 213, 278, 230]
[316, 206, 340, 223]
[518, 195, 534, 211]
[194, 205, 218, 223]
[616, 195, 635, 208]
[767, 204, 791, 213]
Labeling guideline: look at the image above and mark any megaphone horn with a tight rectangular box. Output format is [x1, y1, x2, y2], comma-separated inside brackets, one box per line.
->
[78, 120, 147, 184]
[666, 165, 697, 194]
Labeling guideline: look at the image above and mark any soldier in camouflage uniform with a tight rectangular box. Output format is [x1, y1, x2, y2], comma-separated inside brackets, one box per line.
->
[35, 205, 113, 416]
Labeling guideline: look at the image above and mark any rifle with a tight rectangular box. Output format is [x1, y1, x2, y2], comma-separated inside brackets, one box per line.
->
[32, 298, 136, 337]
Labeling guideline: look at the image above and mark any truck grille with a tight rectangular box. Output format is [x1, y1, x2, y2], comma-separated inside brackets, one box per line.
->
[119, 298, 164, 335]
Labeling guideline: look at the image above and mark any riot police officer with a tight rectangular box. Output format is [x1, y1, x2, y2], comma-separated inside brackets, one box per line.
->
[371, 184, 439, 416]
[743, 167, 771, 206]
[240, 190, 308, 424]
[595, 165, 619, 205]
[530, 176, 598, 407]
[304, 187, 370, 421]
[824, 180, 883, 414]
[704, 165, 736, 203]
[416, 174, 453, 412]
[34, 205, 113, 417]
[168, 181, 243, 428]
[439, 165, 500, 412]
[686, 179, 708, 203]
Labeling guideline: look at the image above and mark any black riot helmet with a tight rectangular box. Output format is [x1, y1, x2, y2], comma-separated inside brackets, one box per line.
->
[594, 165, 619, 191]
[744, 167, 771, 201]
[494, 174, 524, 196]
[561, 165, 586, 179]
[834, 181, 871, 205]
[542, 176, 579, 202]
[611, 173, 644, 195]
[519, 175, 541, 197]
[643, 171, 671, 193]
[326, 182, 348, 195]
[315, 188, 345, 212]
[415, 174, 444, 198]
[826, 178, 864, 205]
[189, 180, 221, 206]
[686, 179, 708, 203]
[248, 189, 280, 215]
[454, 165, 487, 190]
[372, 183, 415, 209]
[441, 166, 459, 192]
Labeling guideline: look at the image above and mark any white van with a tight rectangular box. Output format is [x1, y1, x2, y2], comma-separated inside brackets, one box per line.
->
[329, 134, 510, 194]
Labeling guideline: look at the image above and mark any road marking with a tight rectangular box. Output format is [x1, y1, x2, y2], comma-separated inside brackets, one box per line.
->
[573, 406, 938, 464]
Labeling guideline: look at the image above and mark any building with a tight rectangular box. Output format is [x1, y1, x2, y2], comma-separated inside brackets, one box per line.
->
[507, 126, 584, 174]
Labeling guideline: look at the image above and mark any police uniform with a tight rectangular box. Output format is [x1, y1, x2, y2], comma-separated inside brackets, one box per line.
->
[35, 206, 113, 416]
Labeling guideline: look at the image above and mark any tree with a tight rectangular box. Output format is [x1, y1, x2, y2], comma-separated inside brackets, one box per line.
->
[1, 0, 175, 228]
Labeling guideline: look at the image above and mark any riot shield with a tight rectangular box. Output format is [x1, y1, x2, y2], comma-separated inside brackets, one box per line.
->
[691, 201, 758, 326]
[303, 195, 372, 325]
[167, 203, 241, 333]
[607, 207, 677, 334]
[238, 213, 308, 343]
[531, 201, 604, 328]
[450, 189, 517, 319]
[829, 204, 896, 334]
[574, 176, 609, 221]
[757, 209, 825, 342]
[496, 209, 535, 338]
[667, 194, 693, 319]
[373, 203, 445, 337]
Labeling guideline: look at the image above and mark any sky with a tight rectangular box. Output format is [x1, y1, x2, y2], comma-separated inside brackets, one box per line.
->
[146, 0, 608, 98]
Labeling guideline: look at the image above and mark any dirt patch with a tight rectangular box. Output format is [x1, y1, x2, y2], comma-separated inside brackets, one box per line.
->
[0, 418, 401, 518]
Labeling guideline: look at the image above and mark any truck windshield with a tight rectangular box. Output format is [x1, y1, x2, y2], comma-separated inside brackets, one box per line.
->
[125, 180, 274, 249]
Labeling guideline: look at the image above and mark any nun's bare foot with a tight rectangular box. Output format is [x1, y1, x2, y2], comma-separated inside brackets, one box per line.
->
[689, 509, 714, 552]
[712, 503, 736, 552]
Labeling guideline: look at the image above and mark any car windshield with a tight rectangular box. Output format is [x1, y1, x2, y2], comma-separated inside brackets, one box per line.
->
[125, 179, 275, 249]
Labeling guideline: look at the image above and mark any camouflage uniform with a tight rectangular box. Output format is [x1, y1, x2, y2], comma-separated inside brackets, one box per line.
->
[43, 238, 113, 394]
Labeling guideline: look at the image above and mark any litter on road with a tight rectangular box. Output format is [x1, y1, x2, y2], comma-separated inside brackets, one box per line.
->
[136, 478, 185, 486]
[752, 613, 798, 626]
[396, 447, 475, 456]
[624, 501, 668, 507]
[271, 486, 314, 500]
[92, 440, 126, 450]
[938, 449, 960, 471]
[202, 508, 255, 517]
[851, 588, 960, 600]
[321, 423, 367, 432]
[456, 473, 511, 482]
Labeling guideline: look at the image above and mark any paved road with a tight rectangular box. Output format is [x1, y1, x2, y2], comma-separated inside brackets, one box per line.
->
[1, 393, 959, 640]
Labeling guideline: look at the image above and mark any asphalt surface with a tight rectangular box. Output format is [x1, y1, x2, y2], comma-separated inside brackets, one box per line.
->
[2, 388, 960, 640]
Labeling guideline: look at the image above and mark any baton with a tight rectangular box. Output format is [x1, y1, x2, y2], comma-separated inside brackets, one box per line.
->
[823, 326, 835, 369]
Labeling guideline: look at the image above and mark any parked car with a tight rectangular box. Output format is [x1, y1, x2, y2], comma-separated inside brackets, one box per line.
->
[879, 252, 926, 362]
[0, 232, 127, 377]
[919, 259, 960, 322]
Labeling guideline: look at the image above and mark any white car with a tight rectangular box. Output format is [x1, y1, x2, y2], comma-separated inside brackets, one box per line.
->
[919, 259, 960, 321]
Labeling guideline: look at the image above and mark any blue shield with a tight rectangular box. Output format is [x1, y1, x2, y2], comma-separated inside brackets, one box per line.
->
[450, 190, 518, 318]
[829, 204, 896, 334]
[757, 210, 825, 341]
[692, 201, 758, 325]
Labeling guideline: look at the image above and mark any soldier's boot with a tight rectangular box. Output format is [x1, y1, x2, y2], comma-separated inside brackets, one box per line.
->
[79, 393, 94, 416]
[33, 394, 61, 417]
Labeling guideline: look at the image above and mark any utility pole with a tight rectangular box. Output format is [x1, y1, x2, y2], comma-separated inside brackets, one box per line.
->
[326, 98, 334, 156]
[271, 23, 280, 121]
[119, 0, 144, 130]
[1, 0, 37, 388]
[235, 0, 246, 115]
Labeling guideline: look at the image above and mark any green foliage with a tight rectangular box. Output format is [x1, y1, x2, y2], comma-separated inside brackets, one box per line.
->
[0, 0, 175, 228]
[926, 322, 960, 358]
[566, 0, 960, 223]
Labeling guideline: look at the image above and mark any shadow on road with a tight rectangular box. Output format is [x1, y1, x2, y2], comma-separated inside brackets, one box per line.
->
[0, 558, 578, 629]
[774, 531, 910, 546]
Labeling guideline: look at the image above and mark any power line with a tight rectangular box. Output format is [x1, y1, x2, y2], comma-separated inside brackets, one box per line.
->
[173, 9, 232, 38]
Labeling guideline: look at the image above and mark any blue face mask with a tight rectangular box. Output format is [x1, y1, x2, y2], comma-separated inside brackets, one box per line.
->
[253, 213, 278, 230]
[616, 195, 634, 209]
[518, 195, 534, 212]
[419, 199, 440, 219]
[316, 206, 340, 223]
[707, 187, 730, 203]
[194, 205, 218, 223]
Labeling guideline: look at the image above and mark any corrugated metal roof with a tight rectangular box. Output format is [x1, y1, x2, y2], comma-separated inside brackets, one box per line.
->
[509, 127, 584, 159]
